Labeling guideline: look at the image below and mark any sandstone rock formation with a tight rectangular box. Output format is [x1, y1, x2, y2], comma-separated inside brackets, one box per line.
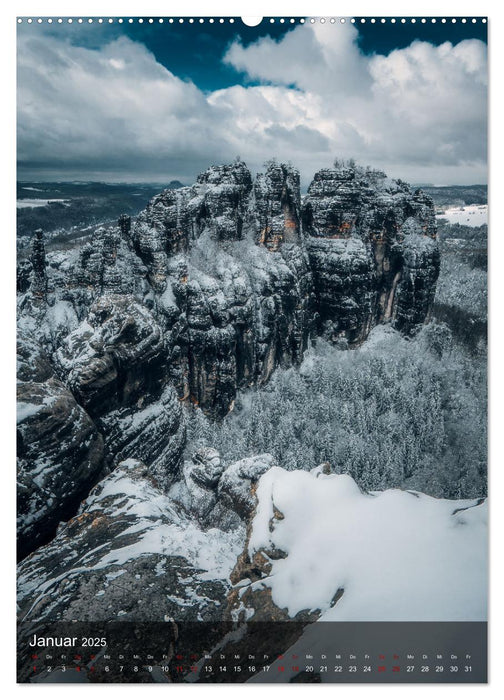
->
[16, 158, 439, 559]
[17, 449, 279, 620]
[17, 459, 233, 624]
[302, 166, 439, 342]
[17, 331, 105, 559]
[29, 228, 47, 303]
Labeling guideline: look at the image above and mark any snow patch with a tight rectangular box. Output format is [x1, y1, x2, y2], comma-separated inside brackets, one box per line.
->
[437, 205, 487, 227]
[17, 198, 70, 209]
[248, 467, 487, 621]
[17, 395, 57, 423]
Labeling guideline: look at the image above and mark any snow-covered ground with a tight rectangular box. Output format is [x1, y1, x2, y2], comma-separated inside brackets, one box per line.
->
[437, 204, 488, 226]
[17, 459, 245, 607]
[246, 467, 487, 622]
[17, 198, 69, 209]
[83, 462, 242, 582]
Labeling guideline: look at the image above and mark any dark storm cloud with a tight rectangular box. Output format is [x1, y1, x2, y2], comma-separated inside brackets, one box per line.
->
[17, 20, 487, 185]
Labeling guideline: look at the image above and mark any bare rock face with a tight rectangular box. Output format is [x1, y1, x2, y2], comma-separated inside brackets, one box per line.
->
[54, 294, 186, 484]
[17, 328, 53, 384]
[132, 161, 254, 291]
[75, 225, 149, 298]
[17, 258, 33, 294]
[17, 332, 105, 559]
[29, 228, 48, 303]
[302, 166, 439, 341]
[168, 450, 276, 532]
[98, 386, 186, 486]
[55, 294, 166, 414]
[194, 160, 254, 242]
[16, 158, 439, 560]
[393, 219, 440, 333]
[19, 160, 438, 425]
[17, 460, 231, 626]
[131, 161, 315, 417]
[129, 160, 437, 414]
[217, 454, 276, 521]
[118, 213, 131, 237]
[255, 162, 301, 251]
[16, 297, 185, 558]
[169, 245, 314, 416]
[307, 237, 375, 345]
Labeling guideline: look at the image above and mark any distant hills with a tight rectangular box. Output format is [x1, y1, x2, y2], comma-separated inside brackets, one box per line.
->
[16, 180, 487, 245]
[418, 185, 487, 207]
[16, 181, 184, 242]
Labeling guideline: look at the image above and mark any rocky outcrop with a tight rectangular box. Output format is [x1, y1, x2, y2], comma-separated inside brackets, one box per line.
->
[128, 160, 438, 413]
[393, 220, 440, 333]
[16, 158, 439, 557]
[17, 331, 105, 559]
[226, 462, 488, 630]
[20, 160, 438, 422]
[17, 295, 186, 558]
[131, 161, 253, 291]
[17, 459, 235, 640]
[118, 162, 310, 416]
[98, 386, 185, 486]
[55, 294, 166, 414]
[16, 455, 291, 683]
[75, 225, 149, 298]
[17, 454, 487, 683]
[302, 166, 439, 341]
[130, 162, 315, 415]
[168, 449, 276, 531]
[226, 464, 339, 625]
[217, 454, 276, 521]
[17, 452, 277, 628]
[307, 237, 375, 345]
[53, 294, 186, 485]
[255, 162, 301, 251]
[29, 228, 47, 303]
[194, 160, 253, 242]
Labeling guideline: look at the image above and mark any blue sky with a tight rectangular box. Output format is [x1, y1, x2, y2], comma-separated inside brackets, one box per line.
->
[22, 17, 486, 91]
[17, 17, 488, 185]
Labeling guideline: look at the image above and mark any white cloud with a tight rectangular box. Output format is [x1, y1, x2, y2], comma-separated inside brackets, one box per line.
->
[223, 24, 487, 183]
[224, 22, 371, 97]
[17, 24, 487, 185]
[17, 34, 228, 179]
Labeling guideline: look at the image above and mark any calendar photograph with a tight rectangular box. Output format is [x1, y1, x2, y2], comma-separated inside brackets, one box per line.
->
[16, 15, 488, 683]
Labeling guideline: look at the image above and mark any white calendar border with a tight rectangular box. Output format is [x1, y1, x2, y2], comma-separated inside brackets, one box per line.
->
[2, 1, 501, 698]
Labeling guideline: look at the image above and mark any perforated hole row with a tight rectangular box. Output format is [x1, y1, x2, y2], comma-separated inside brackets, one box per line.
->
[16, 17, 488, 25]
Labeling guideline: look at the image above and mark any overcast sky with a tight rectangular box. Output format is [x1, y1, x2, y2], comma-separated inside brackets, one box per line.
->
[17, 18, 488, 187]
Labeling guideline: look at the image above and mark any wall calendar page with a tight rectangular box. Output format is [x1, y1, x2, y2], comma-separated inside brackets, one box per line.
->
[16, 14, 488, 684]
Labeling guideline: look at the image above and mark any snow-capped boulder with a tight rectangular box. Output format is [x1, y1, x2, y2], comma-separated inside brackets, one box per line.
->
[168, 450, 276, 530]
[217, 454, 277, 520]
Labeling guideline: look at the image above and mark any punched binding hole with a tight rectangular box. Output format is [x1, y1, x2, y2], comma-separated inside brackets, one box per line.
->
[241, 17, 263, 26]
